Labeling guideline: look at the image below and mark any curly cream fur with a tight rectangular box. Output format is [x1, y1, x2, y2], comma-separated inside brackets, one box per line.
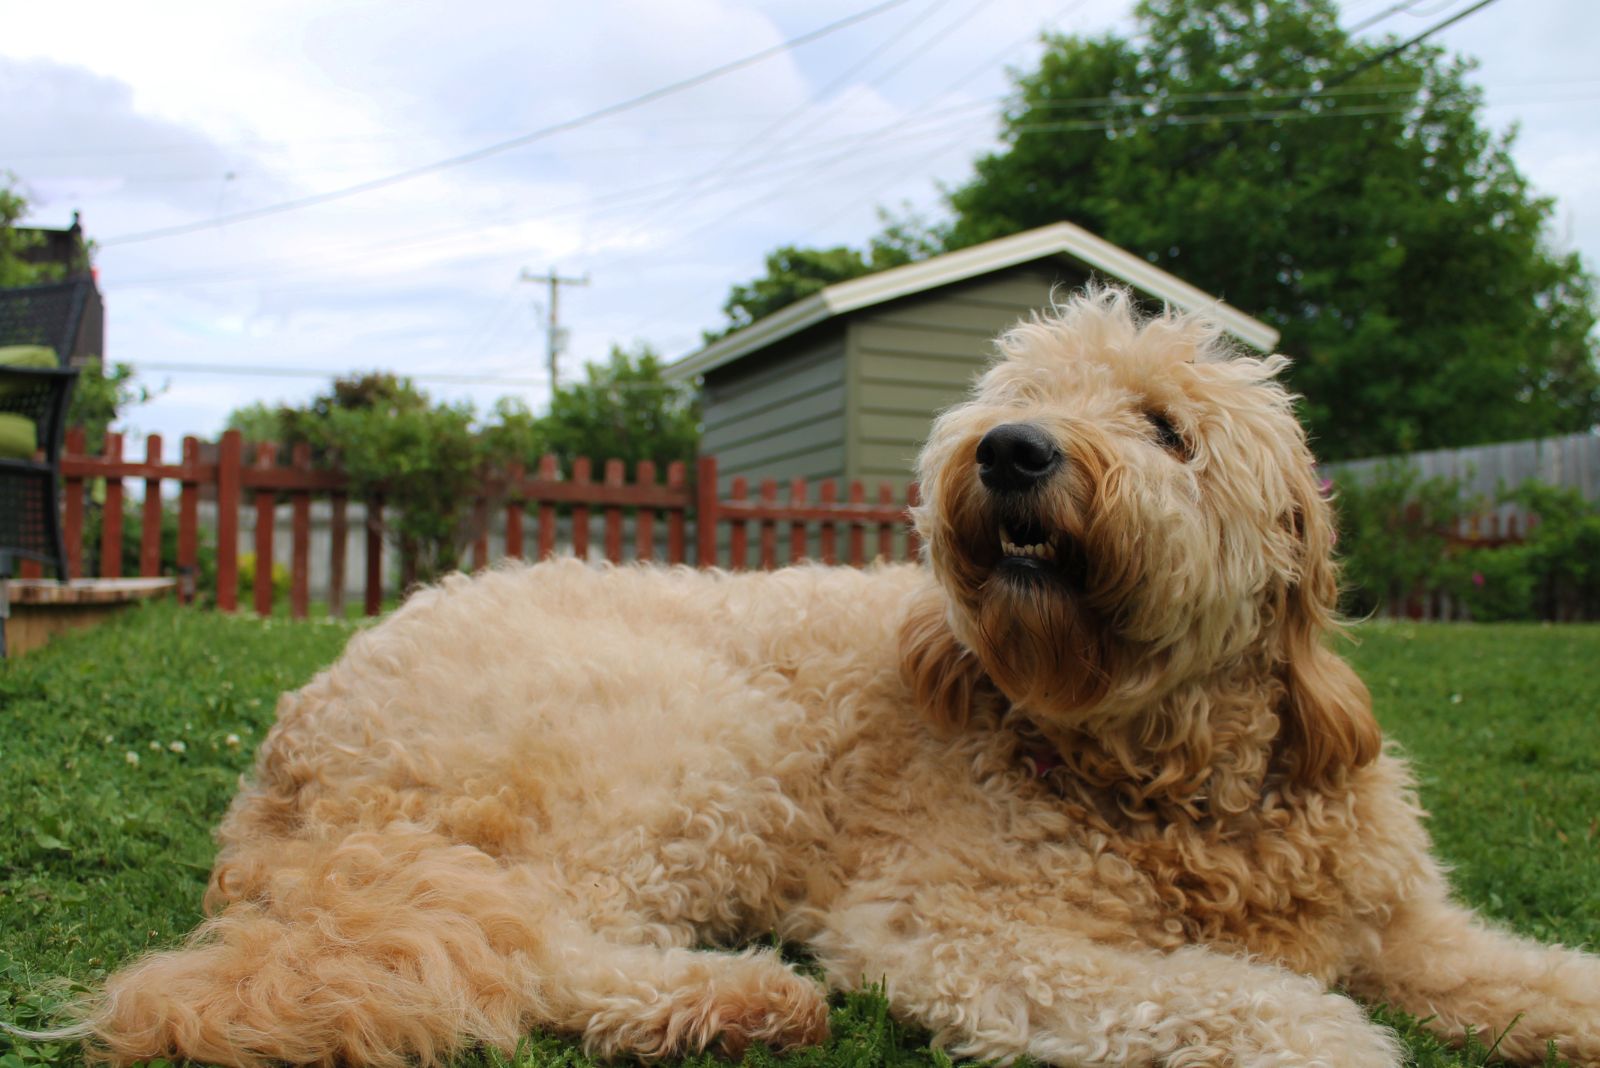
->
[77, 289, 1599, 1068]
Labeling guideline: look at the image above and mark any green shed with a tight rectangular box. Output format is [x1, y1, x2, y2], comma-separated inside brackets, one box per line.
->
[668, 222, 1279, 491]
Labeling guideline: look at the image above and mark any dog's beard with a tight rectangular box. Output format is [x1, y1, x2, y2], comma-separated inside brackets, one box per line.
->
[969, 573, 1113, 717]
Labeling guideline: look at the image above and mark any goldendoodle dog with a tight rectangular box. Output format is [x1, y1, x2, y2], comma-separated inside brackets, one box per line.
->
[65, 289, 1600, 1066]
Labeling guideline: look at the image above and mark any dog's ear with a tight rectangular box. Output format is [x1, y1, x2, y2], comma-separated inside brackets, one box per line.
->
[1276, 471, 1382, 788]
[898, 586, 993, 731]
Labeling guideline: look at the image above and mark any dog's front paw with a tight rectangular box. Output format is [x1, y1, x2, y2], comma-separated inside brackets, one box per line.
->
[710, 966, 830, 1057]
[582, 949, 828, 1059]
[1245, 990, 1401, 1068]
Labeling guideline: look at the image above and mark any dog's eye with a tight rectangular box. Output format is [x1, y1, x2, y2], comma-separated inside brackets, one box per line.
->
[1145, 411, 1187, 457]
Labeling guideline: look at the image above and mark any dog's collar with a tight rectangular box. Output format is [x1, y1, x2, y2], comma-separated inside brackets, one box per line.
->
[1012, 723, 1215, 823]
[1019, 739, 1064, 779]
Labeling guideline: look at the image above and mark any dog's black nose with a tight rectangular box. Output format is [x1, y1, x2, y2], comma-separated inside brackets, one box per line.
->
[976, 423, 1062, 492]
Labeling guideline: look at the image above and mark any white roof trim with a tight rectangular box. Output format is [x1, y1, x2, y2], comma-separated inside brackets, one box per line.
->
[667, 221, 1280, 380]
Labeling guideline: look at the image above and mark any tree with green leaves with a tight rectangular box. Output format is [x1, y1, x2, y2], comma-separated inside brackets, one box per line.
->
[67, 360, 152, 455]
[708, 210, 943, 341]
[535, 344, 700, 470]
[715, 0, 1599, 460]
[1, 177, 57, 288]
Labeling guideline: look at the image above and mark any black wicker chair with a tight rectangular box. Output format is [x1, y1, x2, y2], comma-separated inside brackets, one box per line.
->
[0, 360, 79, 581]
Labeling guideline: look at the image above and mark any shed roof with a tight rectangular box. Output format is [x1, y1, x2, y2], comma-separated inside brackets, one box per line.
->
[668, 221, 1280, 381]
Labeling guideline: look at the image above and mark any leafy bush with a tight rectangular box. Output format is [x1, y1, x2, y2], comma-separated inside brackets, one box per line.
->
[1331, 460, 1472, 616]
[1447, 545, 1537, 622]
[67, 360, 154, 456]
[236, 551, 290, 607]
[1507, 482, 1600, 619]
[322, 401, 482, 583]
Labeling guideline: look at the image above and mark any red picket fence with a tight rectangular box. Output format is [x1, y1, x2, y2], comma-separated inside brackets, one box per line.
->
[43, 428, 922, 618]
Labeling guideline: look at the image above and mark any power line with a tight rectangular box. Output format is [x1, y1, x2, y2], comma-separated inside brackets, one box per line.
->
[96, 0, 919, 248]
[613, 0, 1094, 343]
[1345, 0, 1426, 35]
[131, 361, 549, 386]
[106, 109, 1000, 289]
[1324, 0, 1506, 91]
[128, 360, 682, 391]
[615, 0, 958, 243]
[595, 0, 1094, 342]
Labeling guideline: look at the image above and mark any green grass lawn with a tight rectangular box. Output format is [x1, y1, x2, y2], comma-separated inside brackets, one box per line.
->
[1, 605, 1596, 1068]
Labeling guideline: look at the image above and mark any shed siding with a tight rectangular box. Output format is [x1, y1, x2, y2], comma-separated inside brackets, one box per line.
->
[847, 263, 1085, 481]
[701, 329, 847, 490]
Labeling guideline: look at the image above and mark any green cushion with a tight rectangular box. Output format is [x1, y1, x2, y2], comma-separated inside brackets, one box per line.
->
[0, 412, 37, 459]
[0, 345, 60, 402]
[0, 345, 58, 369]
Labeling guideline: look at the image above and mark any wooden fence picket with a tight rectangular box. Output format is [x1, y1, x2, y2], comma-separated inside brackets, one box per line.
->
[759, 479, 778, 569]
[328, 493, 348, 617]
[101, 432, 124, 579]
[571, 458, 592, 561]
[253, 442, 277, 617]
[178, 436, 200, 603]
[695, 456, 719, 568]
[290, 444, 312, 618]
[877, 484, 895, 562]
[847, 481, 865, 566]
[603, 459, 625, 562]
[62, 427, 85, 579]
[505, 462, 526, 560]
[729, 477, 749, 571]
[536, 456, 558, 561]
[666, 461, 687, 565]
[788, 479, 807, 565]
[139, 434, 163, 578]
[216, 430, 241, 612]
[818, 481, 837, 565]
[635, 460, 656, 562]
[364, 496, 383, 616]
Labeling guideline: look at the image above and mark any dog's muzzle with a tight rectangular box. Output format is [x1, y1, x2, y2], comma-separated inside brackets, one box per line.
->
[976, 422, 1062, 494]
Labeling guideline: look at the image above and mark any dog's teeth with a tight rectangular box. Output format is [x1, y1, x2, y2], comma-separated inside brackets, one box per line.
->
[1000, 534, 1061, 561]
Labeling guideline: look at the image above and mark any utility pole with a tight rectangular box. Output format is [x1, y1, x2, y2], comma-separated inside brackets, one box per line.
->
[519, 267, 589, 389]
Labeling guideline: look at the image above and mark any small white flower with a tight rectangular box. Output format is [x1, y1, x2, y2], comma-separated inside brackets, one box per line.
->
[125, 751, 140, 766]
[103, 734, 114, 745]
[148, 740, 161, 751]
[224, 733, 241, 749]
[168, 740, 187, 753]
[1450, 693, 1463, 705]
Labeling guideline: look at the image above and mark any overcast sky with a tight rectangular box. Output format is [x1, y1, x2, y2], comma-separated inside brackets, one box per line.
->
[5, 0, 1598, 449]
